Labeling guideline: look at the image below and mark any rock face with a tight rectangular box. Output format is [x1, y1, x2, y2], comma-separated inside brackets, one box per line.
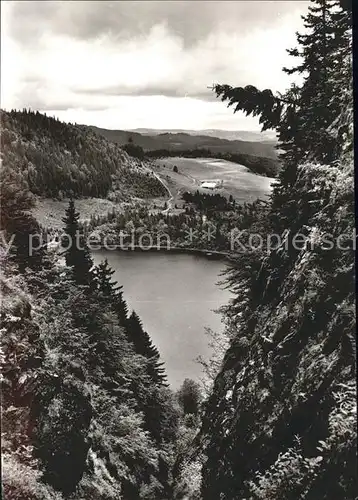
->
[191, 157, 356, 499]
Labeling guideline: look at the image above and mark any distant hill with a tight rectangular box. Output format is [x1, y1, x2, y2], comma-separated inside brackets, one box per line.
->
[132, 128, 278, 144]
[87, 125, 278, 159]
[0, 110, 166, 200]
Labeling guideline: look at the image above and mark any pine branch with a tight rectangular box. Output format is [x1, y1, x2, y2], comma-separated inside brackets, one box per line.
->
[208, 84, 298, 107]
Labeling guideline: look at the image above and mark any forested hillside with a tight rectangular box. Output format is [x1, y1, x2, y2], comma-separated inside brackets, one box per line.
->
[0, 109, 166, 200]
[1, 181, 192, 498]
[175, 1, 356, 498]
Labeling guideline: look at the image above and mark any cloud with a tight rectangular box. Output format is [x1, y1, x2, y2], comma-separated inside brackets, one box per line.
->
[1, 1, 310, 130]
[43, 97, 265, 132]
[72, 84, 217, 102]
[7, 1, 310, 47]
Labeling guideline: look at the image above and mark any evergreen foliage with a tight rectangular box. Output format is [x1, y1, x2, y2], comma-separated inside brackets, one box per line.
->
[92, 258, 120, 296]
[61, 200, 94, 288]
[1, 198, 178, 499]
[83, 195, 269, 254]
[0, 109, 167, 200]
[178, 1, 356, 498]
[1, 1, 355, 497]
[182, 190, 234, 213]
[127, 311, 168, 386]
[213, 0, 352, 175]
[0, 164, 44, 271]
[147, 147, 280, 177]
[122, 137, 145, 159]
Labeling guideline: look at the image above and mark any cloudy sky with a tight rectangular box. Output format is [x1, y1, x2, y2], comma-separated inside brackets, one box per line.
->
[1, 1, 310, 131]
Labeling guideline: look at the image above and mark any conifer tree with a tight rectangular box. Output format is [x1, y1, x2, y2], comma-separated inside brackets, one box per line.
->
[92, 258, 129, 323]
[127, 311, 167, 386]
[212, 0, 351, 232]
[197, 2, 354, 498]
[213, 0, 351, 175]
[62, 200, 94, 287]
[62, 200, 80, 266]
[177, 378, 202, 416]
[0, 165, 44, 271]
[281, 0, 351, 167]
[93, 259, 120, 296]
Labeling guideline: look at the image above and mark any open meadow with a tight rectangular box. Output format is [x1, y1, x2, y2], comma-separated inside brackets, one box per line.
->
[153, 157, 276, 205]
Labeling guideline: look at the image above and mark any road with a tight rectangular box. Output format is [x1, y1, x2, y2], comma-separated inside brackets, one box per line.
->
[148, 158, 201, 214]
[142, 161, 174, 214]
[153, 172, 174, 214]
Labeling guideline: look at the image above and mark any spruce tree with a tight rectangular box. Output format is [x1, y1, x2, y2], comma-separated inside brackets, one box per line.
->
[114, 291, 129, 326]
[92, 258, 129, 323]
[281, 0, 351, 167]
[212, 0, 351, 232]
[0, 165, 44, 271]
[212, 0, 351, 175]
[177, 378, 202, 416]
[198, 2, 354, 498]
[127, 311, 167, 386]
[61, 200, 94, 287]
[62, 200, 80, 267]
[93, 259, 121, 296]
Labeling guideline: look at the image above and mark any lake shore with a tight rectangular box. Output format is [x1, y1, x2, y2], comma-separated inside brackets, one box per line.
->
[93, 245, 232, 261]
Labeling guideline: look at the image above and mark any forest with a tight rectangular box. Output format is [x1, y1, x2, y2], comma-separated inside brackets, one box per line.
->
[1, 0, 356, 499]
[1, 186, 203, 498]
[75, 196, 268, 253]
[0, 109, 166, 200]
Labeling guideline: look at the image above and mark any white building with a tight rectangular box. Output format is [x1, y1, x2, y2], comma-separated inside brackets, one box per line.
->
[200, 179, 223, 190]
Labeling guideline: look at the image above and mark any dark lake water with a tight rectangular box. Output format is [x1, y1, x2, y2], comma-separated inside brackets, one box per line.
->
[92, 250, 232, 388]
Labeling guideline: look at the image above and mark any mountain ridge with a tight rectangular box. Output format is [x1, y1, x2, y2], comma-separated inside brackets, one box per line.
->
[131, 128, 278, 143]
[86, 125, 278, 159]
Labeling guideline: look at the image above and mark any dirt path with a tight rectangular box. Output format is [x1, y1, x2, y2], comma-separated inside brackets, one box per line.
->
[143, 161, 174, 213]
[155, 173, 173, 213]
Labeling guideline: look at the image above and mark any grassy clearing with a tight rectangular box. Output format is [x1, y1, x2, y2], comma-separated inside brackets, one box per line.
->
[153, 157, 275, 205]
[31, 197, 125, 229]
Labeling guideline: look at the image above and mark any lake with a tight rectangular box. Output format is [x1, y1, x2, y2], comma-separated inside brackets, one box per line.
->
[92, 250, 233, 389]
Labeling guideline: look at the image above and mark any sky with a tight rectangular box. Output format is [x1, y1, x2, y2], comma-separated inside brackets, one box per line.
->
[1, 1, 310, 131]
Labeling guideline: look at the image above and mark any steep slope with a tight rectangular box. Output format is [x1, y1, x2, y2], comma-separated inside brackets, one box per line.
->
[1, 260, 179, 499]
[175, 2, 356, 498]
[0, 177, 180, 498]
[195, 158, 356, 499]
[0, 110, 166, 200]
